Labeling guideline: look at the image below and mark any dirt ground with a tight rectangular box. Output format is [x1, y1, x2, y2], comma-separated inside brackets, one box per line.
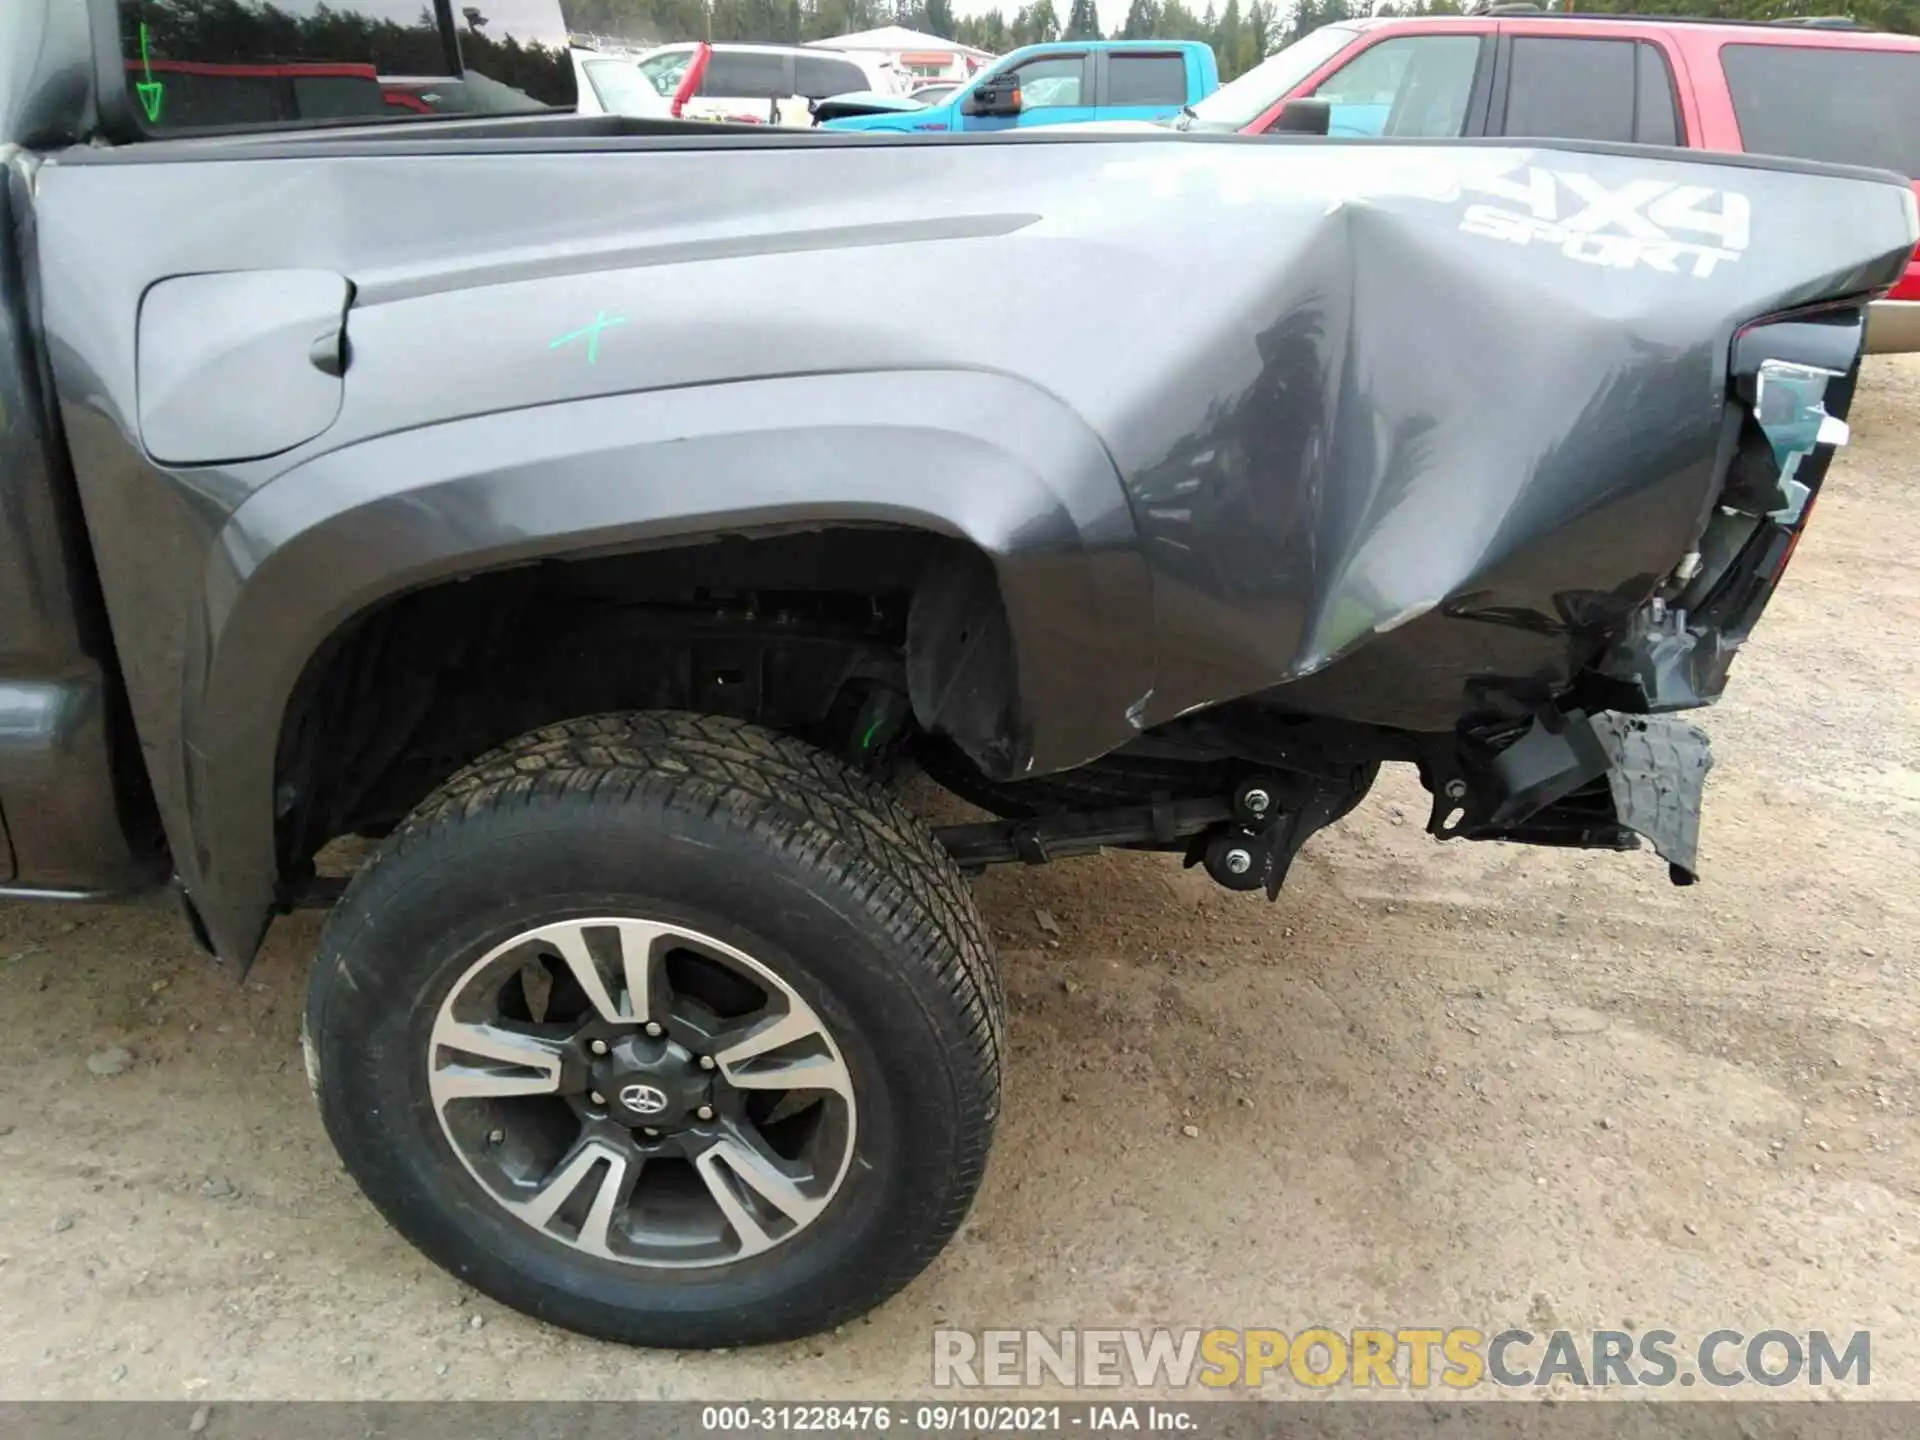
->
[1, 360, 1916, 1404]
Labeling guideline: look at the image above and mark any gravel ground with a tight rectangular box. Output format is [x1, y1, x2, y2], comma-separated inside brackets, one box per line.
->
[0, 359, 1915, 1403]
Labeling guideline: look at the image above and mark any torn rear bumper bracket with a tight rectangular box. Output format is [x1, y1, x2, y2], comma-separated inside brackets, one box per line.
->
[1438, 708, 1714, 884]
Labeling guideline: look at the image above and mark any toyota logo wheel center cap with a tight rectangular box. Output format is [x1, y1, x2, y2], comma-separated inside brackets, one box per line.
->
[591, 1031, 712, 1131]
[619, 1082, 669, 1115]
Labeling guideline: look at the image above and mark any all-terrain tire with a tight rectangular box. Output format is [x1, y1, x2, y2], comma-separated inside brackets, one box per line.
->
[304, 711, 1003, 1347]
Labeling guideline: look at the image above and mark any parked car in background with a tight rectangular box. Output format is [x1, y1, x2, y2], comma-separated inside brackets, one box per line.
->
[1135, 10, 1920, 352]
[636, 41, 901, 126]
[908, 81, 962, 104]
[575, 43, 719, 122]
[810, 89, 929, 124]
[572, 48, 670, 119]
[822, 40, 1219, 132]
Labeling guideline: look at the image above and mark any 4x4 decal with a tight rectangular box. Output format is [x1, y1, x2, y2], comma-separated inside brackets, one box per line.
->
[1458, 165, 1752, 278]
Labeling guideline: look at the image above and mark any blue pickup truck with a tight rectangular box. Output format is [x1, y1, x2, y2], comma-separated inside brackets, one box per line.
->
[820, 40, 1219, 133]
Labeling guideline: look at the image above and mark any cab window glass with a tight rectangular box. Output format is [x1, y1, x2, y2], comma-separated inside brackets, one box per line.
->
[582, 59, 658, 116]
[1107, 53, 1186, 107]
[702, 51, 790, 100]
[116, 0, 575, 131]
[1310, 34, 1481, 138]
[1011, 56, 1083, 109]
[795, 55, 866, 99]
[1723, 43, 1920, 175]
[637, 50, 690, 95]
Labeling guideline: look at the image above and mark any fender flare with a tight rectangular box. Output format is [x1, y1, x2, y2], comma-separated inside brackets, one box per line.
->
[188, 368, 1153, 963]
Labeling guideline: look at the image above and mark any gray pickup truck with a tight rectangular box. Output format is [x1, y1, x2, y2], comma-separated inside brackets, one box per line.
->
[2, 0, 1912, 1348]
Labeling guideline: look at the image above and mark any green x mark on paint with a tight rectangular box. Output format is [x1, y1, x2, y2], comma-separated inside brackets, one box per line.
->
[549, 309, 628, 367]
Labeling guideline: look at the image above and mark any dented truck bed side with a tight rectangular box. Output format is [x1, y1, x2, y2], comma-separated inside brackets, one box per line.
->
[10, 117, 1916, 962]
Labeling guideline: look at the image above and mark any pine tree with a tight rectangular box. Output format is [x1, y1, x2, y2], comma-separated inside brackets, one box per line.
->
[1019, 0, 1061, 42]
[1120, 0, 1161, 36]
[924, 0, 957, 34]
[1245, 0, 1272, 58]
[1213, 0, 1242, 72]
[1150, 0, 1197, 40]
[1064, 0, 1101, 38]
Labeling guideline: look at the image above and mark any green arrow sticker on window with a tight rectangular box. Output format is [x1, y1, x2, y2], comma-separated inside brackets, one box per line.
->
[136, 23, 165, 122]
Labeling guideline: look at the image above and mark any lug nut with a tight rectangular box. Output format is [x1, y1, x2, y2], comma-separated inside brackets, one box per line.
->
[486, 1129, 505, 1146]
[590, 1091, 607, 1106]
[696, 1105, 715, 1121]
[644, 1022, 665, 1038]
[1445, 778, 1467, 800]
[589, 1039, 608, 1056]
[1224, 848, 1253, 876]
[1243, 787, 1271, 816]
[698, 1055, 717, 1071]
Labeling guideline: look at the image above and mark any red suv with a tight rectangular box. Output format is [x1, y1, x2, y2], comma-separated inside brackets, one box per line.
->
[1168, 10, 1920, 351]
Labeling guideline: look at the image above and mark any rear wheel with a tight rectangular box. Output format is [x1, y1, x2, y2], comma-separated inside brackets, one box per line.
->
[304, 712, 1002, 1347]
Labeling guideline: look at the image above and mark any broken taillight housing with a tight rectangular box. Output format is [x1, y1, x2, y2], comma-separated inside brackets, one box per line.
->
[1751, 359, 1850, 523]
[1751, 358, 1851, 578]
[1581, 311, 1865, 715]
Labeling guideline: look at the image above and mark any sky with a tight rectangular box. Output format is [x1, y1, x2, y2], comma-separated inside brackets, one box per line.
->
[950, 0, 1142, 36]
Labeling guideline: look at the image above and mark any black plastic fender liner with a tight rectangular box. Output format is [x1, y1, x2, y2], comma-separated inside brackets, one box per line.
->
[906, 545, 1023, 780]
[1450, 707, 1712, 883]
[184, 369, 1152, 966]
[1590, 711, 1713, 885]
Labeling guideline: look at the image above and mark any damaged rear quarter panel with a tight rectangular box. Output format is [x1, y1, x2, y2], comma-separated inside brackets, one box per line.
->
[1098, 143, 1914, 732]
[31, 132, 1917, 963]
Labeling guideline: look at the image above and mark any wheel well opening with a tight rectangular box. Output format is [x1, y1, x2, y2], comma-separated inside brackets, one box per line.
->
[271, 526, 1015, 896]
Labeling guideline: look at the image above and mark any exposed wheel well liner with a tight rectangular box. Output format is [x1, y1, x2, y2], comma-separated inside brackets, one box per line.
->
[272, 525, 1013, 884]
[185, 370, 1149, 967]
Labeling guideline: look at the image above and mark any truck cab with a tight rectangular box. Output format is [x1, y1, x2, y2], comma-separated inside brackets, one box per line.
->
[821, 40, 1219, 133]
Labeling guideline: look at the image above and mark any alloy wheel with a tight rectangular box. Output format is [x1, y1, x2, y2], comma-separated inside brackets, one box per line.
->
[427, 917, 857, 1267]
